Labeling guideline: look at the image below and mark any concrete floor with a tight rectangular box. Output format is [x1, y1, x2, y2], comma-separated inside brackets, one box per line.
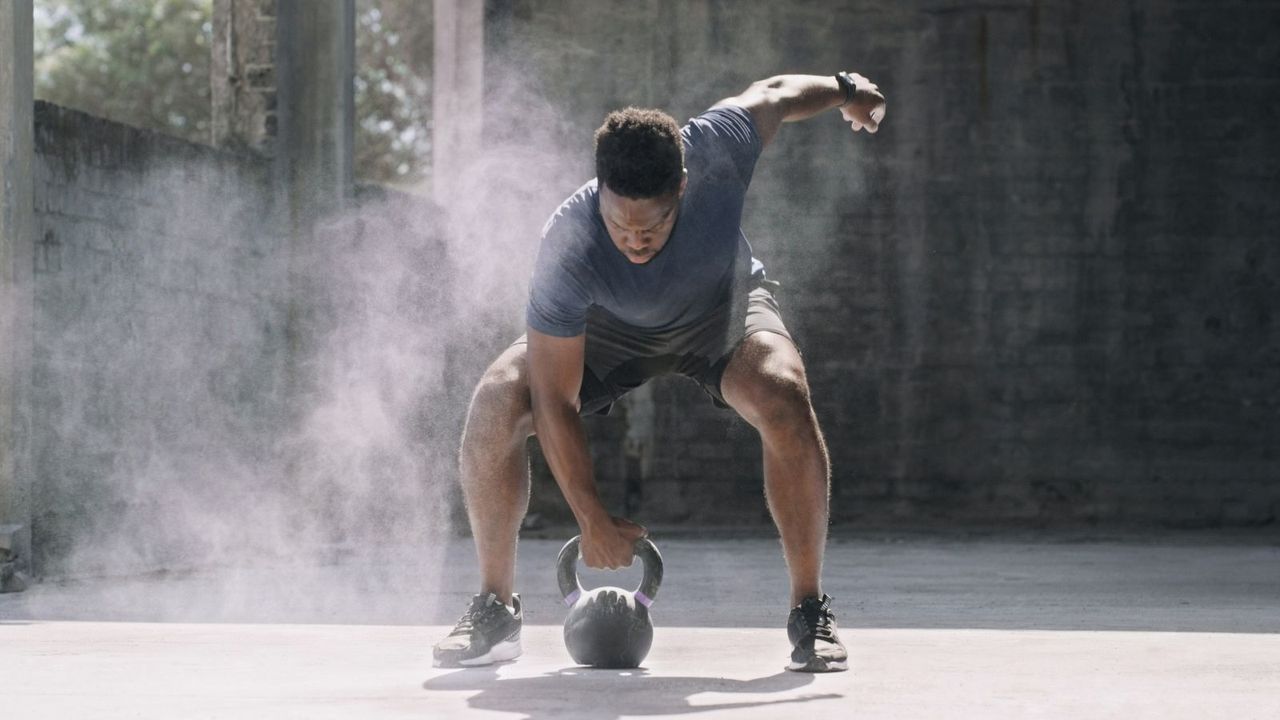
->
[2, 530, 1279, 719]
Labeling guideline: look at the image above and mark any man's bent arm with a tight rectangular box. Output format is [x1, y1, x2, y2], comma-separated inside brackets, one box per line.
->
[527, 329, 647, 568]
[716, 72, 886, 148]
[526, 329, 608, 530]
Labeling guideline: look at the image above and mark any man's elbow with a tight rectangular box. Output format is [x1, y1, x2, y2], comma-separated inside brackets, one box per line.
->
[742, 76, 789, 107]
[530, 391, 579, 432]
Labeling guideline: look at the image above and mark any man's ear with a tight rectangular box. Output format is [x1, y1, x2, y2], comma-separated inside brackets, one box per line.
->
[678, 169, 689, 197]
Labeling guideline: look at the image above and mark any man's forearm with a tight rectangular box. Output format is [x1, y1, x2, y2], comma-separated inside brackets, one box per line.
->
[752, 74, 847, 123]
[531, 400, 610, 529]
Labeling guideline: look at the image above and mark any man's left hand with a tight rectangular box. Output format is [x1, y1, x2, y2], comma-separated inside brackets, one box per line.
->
[839, 72, 886, 134]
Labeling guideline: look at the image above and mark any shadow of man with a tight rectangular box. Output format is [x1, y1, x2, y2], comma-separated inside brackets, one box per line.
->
[423, 665, 842, 720]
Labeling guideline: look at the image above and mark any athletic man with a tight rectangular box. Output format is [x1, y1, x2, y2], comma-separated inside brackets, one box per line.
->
[433, 71, 886, 672]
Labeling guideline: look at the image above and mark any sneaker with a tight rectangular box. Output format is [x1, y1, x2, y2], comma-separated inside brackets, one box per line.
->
[786, 594, 848, 672]
[432, 592, 523, 667]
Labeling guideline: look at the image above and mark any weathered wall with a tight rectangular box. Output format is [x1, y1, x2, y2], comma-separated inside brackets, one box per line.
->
[493, 0, 1280, 527]
[29, 103, 457, 577]
[29, 102, 290, 575]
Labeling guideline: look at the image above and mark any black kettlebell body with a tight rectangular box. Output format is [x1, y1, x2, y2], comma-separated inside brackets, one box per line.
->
[556, 535, 664, 668]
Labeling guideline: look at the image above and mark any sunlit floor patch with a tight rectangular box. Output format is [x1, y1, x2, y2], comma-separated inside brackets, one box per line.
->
[1, 622, 1277, 719]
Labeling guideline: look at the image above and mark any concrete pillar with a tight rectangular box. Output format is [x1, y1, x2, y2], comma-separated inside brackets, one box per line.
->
[211, 0, 279, 154]
[432, 0, 484, 204]
[276, 0, 355, 221]
[0, 0, 34, 592]
[272, 1, 355, 439]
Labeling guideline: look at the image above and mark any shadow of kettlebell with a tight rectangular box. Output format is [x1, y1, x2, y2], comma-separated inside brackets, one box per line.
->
[556, 535, 664, 669]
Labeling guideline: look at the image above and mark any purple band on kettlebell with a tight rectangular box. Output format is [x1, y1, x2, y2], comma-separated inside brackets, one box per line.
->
[563, 589, 581, 607]
[634, 590, 653, 607]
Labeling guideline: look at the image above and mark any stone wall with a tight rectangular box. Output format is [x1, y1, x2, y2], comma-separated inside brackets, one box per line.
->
[497, 0, 1280, 527]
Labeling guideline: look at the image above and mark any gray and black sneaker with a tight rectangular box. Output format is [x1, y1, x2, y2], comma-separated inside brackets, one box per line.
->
[432, 592, 523, 667]
[786, 594, 848, 672]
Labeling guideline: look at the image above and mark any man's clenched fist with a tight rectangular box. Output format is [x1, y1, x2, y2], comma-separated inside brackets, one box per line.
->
[840, 72, 886, 134]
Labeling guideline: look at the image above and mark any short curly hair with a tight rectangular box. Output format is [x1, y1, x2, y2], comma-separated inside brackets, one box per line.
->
[594, 107, 685, 199]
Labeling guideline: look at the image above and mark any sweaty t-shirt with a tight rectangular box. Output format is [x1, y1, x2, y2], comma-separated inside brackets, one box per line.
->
[526, 104, 767, 338]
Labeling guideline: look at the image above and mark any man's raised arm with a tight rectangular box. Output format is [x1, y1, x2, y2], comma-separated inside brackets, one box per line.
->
[715, 72, 887, 148]
[526, 329, 646, 569]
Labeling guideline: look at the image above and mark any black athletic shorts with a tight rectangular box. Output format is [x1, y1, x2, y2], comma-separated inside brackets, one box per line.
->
[513, 278, 793, 416]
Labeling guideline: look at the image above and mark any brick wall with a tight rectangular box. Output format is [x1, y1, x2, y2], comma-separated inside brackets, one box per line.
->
[497, 0, 1280, 527]
[211, 0, 279, 154]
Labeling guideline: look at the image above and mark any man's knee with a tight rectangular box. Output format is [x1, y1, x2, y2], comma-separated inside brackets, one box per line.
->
[744, 367, 813, 430]
[726, 338, 815, 431]
[468, 347, 534, 438]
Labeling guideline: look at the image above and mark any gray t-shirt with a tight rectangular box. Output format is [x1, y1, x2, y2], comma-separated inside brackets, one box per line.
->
[526, 105, 767, 337]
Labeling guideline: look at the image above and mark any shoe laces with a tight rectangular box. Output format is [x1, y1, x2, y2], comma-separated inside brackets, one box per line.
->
[796, 595, 838, 643]
[450, 594, 503, 635]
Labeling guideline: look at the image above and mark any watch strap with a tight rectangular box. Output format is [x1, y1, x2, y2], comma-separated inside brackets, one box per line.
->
[834, 71, 856, 106]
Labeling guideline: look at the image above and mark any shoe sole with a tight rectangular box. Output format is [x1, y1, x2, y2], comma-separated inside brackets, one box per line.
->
[787, 656, 849, 673]
[433, 638, 522, 668]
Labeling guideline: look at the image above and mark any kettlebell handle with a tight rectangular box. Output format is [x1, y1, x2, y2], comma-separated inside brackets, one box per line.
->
[556, 535, 664, 608]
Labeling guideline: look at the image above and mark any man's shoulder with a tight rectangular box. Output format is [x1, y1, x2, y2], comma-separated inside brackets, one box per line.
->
[680, 105, 762, 187]
[535, 179, 606, 281]
[681, 104, 760, 148]
[542, 178, 600, 239]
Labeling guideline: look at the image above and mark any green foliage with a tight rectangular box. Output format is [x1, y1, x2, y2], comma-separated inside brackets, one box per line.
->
[355, 1, 432, 186]
[33, 0, 432, 185]
[34, 0, 213, 144]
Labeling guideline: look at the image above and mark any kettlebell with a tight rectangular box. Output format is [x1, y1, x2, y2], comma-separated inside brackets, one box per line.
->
[556, 534, 664, 668]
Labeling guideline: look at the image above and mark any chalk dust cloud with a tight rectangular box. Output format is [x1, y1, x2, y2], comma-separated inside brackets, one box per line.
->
[22, 33, 590, 625]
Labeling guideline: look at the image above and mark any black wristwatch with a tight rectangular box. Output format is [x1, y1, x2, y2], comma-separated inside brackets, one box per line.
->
[834, 71, 857, 106]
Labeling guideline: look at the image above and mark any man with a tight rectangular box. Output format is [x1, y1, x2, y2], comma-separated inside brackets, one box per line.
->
[434, 71, 886, 672]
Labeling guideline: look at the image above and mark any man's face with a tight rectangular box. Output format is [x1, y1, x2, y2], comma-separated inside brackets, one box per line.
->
[599, 174, 687, 264]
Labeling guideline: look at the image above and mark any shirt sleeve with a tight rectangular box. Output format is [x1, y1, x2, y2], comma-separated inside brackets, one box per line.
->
[682, 104, 764, 186]
[525, 219, 594, 337]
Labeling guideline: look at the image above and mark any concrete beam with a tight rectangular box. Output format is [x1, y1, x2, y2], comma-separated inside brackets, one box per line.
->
[272, 1, 355, 433]
[432, 0, 484, 204]
[0, 0, 34, 591]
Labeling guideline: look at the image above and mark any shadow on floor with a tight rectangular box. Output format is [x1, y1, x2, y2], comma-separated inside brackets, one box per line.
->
[423, 666, 839, 720]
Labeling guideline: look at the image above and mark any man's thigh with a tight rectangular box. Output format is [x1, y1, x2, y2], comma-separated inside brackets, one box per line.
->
[505, 334, 619, 416]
